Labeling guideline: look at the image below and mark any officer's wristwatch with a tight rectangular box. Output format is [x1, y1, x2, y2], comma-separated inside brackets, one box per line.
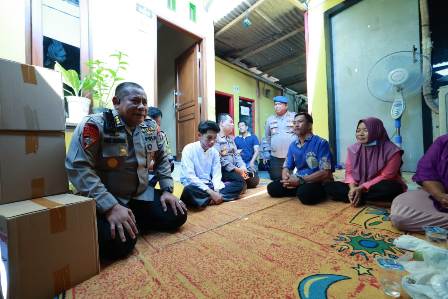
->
[297, 175, 305, 185]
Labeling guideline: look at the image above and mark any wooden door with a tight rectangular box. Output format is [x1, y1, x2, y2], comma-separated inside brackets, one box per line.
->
[175, 43, 201, 159]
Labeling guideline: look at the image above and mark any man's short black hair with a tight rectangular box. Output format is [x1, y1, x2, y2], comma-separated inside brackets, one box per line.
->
[217, 113, 232, 124]
[114, 82, 144, 99]
[198, 120, 220, 134]
[238, 120, 248, 126]
[148, 106, 162, 119]
[295, 112, 313, 124]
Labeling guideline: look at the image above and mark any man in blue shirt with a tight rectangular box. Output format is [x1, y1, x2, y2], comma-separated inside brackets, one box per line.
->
[267, 112, 334, 205]
[235, 121, 260, 171]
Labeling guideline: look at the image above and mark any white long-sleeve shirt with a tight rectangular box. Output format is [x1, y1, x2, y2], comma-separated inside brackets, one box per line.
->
[180, 141, 225, 191]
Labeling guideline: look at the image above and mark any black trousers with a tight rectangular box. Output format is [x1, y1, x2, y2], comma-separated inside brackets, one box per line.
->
[324, 180, 404, 204]
[268, 156, 285, 181]
[181, 171, 246, 208]
[245, 171, 260, 189]
[97, 189, 187, 260]
[267, 179, 327, 205]
[222, 168, 260, 192]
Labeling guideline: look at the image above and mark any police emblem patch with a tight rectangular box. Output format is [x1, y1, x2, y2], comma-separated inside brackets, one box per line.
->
[82, 123, 99, 149]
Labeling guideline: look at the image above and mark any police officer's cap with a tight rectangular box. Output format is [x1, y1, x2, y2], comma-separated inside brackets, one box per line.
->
[273, 96, 288, 104]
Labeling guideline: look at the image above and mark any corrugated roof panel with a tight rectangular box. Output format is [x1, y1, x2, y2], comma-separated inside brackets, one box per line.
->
[272, 61, 306, 79]
[213, 0, 307, 93]
[214, 0, 259, 32]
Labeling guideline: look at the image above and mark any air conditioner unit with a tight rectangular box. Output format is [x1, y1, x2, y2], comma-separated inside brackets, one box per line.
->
[439, 85, 448, 135]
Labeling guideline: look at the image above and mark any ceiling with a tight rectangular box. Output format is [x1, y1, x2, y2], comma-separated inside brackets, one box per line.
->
[213, 0, 307, 94]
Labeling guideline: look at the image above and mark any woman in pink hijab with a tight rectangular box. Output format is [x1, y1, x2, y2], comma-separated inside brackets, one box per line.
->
[325, 117, 406, 206]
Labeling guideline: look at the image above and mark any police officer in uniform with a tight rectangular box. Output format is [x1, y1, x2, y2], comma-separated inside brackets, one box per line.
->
[147, 106, 175, 172]
[264, 95, 297, 180]
[66, 82, 187, 260]
[216, 113, 259, 192]
[145, 107, 175, 186]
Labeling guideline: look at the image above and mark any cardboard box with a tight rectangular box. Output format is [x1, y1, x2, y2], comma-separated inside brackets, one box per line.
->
[0, 132, 68, 204]
[0, 194, 99, 299]
[0, 58, 65, 131]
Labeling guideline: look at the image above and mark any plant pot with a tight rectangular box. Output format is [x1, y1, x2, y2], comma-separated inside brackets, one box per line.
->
[66, 96, 91, 124]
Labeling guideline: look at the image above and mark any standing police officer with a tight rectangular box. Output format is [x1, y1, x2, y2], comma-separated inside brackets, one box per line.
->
[66, 82, 187, 260]
[264, 95, 297, 180]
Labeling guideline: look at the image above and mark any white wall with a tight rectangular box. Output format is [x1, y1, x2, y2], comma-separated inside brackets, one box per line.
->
[149, 0, 216, 119]
[0, 0, 26, 63]
[88, 0, 156, 105]
[330, 0, 423, 171]
[157, 24, 196, 156]
[87, 0, 215, 111]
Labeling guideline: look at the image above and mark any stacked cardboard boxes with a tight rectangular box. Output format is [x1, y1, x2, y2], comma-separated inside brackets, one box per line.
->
[0, 59, 99, 299]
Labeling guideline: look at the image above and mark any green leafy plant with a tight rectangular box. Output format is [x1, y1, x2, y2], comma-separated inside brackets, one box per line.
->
[87, 51, 128, 108]
[54, 51, 128, 108]
[54, 62, 96, 97]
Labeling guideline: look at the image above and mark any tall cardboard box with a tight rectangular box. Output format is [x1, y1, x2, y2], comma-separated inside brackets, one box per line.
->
[0, 58, 65, 131]
[0, 132, 69, 204]
[0, 194, 99, 299]
[0, 58, 68, 204]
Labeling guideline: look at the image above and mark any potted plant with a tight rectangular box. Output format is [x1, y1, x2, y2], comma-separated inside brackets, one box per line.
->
[87, 51, 128, 112]
[54, 62, 96, 124]
[55, 51, 128, 122]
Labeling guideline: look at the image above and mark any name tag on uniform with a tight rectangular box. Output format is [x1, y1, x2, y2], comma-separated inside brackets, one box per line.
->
[270, 122, 278, 134]
[142, 131, 157, 152]
[141, 126, 158, 152]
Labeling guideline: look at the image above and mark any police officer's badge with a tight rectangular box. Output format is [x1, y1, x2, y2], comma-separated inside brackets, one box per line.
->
[220, 144, 228, 156]
[270, 121, 278, 134]
[107, 157, 119, 168]
[82, 123, 99, 149]
[305, 152, 318, 169]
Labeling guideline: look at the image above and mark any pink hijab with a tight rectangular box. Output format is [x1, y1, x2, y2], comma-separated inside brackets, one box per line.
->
[347, 117, 403, 184]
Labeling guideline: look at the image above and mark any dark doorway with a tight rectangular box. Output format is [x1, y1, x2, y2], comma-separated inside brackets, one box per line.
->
[157, 19, 200, 160]
[239, 97, 255, 134]
[215, 91, 233, 122]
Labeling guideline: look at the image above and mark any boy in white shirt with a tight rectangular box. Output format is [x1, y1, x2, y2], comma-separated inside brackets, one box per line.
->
[180, 121, 245, 208]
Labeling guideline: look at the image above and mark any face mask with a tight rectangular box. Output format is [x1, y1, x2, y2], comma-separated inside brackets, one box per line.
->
[365, 140, 378, 147]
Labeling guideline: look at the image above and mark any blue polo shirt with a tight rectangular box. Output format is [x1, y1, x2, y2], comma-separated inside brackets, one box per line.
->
[285, 134, 334, 176]
[234, 134, 260, 165]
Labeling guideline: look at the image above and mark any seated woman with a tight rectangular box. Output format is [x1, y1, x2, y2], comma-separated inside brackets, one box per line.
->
[391, 134, 448, 231]
[325, 117, 406, 207]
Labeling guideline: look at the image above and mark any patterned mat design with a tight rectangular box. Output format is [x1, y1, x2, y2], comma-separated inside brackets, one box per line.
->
[61, 186, 408, 298]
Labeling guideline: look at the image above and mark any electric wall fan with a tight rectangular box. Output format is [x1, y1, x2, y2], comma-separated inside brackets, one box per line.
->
[367, 50, 428, 147]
